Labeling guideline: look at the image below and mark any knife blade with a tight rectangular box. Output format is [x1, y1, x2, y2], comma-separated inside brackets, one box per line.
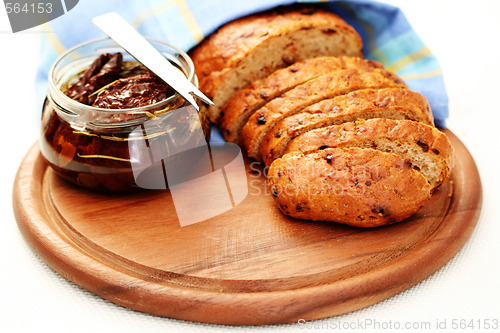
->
[92, 12, 213, 111]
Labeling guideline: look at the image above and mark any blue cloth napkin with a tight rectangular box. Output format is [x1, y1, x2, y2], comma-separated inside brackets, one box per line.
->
[36, 0, 449, 127]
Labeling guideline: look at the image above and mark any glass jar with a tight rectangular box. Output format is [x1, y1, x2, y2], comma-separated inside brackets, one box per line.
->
[40, 37, 210, 192]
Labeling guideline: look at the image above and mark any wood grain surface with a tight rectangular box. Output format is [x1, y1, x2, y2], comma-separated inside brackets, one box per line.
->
[13, 129, 481, 325]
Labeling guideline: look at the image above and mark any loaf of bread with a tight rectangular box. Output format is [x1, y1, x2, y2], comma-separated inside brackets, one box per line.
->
[190, 5, 454, 228]
[241, 68, 407, 160]
[260, 88, 434, 165]
[221, 57, 383, 144]
[191, 7, 363, 122]
[267, 147, 433, 227]
[284, 118, 453, 190]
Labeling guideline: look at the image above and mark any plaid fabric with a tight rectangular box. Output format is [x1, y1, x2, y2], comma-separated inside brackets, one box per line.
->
[37, 0, 448, 126]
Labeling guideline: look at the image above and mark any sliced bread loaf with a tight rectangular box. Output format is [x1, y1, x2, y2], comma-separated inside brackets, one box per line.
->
[241, 68, 407, 160]
[267, 147, 432, 227]
[221, 57, 383, 143]
[260, 88, 434, 165]
[284, 118, 454, 190]
[191, 7, 363, 122]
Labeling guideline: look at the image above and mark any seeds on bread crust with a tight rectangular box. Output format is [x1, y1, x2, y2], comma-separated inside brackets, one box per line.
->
[191, 7, 364, 123]
[221, 57, 383, 143]
[241, 68, 408, 160]
[284, 118, 454, 190]
[260, 88, 434, 165]
[267, 147, 432, 227]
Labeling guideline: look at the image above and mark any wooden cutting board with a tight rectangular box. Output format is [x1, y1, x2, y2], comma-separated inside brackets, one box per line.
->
[13, 129, 481, 325]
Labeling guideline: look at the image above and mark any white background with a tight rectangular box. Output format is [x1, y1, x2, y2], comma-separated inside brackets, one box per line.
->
[1, 1, 499, 332]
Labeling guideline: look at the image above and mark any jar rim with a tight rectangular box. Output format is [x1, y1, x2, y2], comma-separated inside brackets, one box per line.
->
[48, 36, 196, 117]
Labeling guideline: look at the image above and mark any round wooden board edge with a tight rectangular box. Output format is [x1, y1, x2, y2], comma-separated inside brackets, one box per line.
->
[12, 129, 482, 325]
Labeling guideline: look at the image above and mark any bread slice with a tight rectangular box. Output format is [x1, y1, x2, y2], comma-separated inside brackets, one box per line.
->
[221, 57, 383, 143]
[191, 7, 363, 122]
[241, 68, 407, 160]
[260, 88, 434, 165]
[284, 118, 454, 190]
[267, 147, 432, 227]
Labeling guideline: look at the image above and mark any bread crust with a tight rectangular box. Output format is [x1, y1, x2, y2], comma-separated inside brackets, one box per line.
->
[284, 118, 454, 189]
[260, 88, 434, 165]
[241, 68, 407, 160]
[221, 57, 384, 144]
[191, 7, 363, 122]
[267, 147, 432, 227]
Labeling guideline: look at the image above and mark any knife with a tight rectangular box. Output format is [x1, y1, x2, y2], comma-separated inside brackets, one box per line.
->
[92, 12, 213, 111]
